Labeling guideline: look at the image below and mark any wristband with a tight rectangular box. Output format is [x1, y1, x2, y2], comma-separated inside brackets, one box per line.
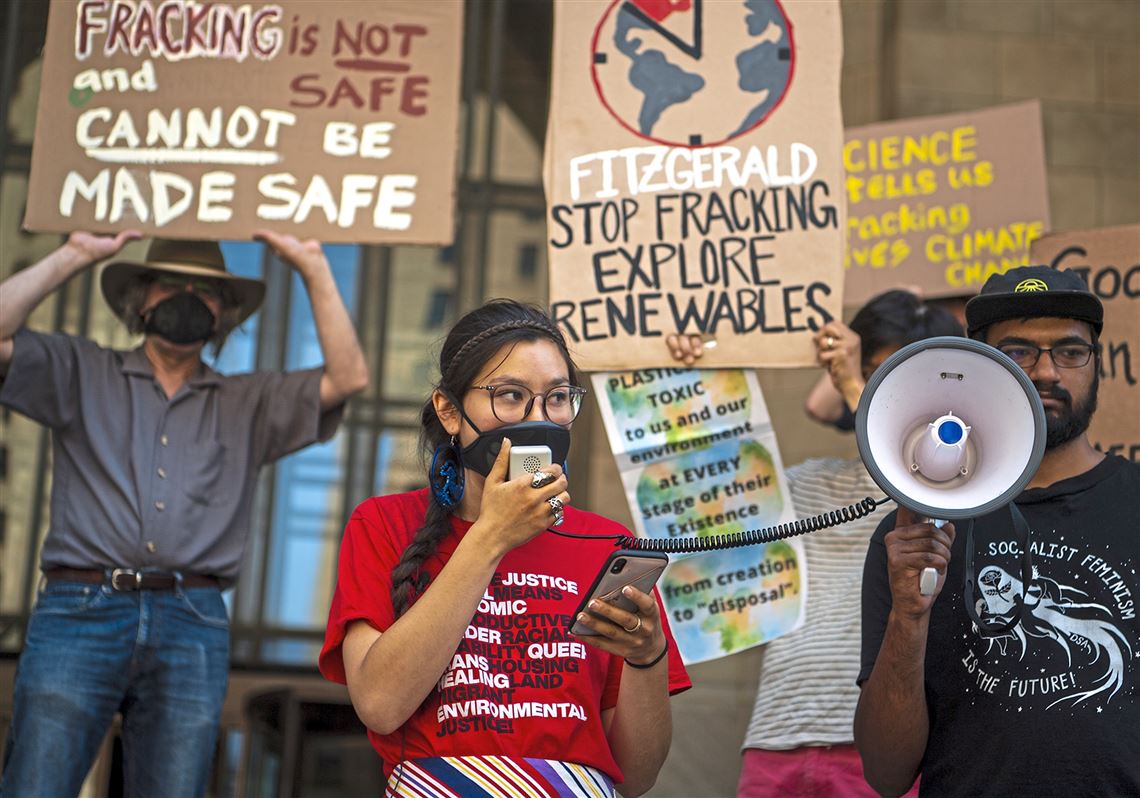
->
[624, 639, 668, 670]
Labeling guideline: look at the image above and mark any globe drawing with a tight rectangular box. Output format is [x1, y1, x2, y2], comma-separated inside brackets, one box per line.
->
[590, 0, 795, 147]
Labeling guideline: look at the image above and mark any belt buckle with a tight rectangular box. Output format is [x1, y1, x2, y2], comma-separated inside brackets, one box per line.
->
[111, 568, 142, 591]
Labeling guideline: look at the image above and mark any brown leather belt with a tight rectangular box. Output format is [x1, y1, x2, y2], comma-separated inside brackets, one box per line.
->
[44, 567, 220, 591]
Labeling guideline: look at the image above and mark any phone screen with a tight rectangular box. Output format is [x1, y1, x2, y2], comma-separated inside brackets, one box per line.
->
[569, 549, 668, 636]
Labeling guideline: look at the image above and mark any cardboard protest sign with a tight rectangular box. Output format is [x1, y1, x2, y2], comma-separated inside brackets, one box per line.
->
[25, 0, 463, 244]
[546, 0, 846, 370]
[1030, 225, 1140, 462]
[592, 368, 805, 664]
[844, 101, 1050, 305]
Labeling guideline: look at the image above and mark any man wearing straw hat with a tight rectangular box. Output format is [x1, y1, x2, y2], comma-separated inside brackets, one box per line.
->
[0, 229, 368, 796]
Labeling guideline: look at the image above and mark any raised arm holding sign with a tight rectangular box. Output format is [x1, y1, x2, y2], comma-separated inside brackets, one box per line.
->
[0, 231, 367, 794]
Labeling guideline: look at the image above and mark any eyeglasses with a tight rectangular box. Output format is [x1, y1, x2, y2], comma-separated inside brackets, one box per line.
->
[154, 274, 223, 299]
[998, 342, 1098, 369]
[470, 383, 587, 425]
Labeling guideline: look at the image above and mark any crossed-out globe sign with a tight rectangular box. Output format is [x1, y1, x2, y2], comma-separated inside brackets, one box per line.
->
[590, 0, 795, 148]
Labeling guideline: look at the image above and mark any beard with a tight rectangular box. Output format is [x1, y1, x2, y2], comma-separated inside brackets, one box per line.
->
[1039, 373, 1099, 450]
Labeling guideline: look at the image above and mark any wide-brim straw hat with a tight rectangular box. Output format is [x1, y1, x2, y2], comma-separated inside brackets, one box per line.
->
[101, 238, 266, 326]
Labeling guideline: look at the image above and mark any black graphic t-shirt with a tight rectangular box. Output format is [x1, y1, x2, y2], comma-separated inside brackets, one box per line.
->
[860, 455, 1140, 797]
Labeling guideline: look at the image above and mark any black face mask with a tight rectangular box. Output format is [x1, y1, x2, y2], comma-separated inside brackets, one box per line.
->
[143, 292, 216, 345]
[461, 420, 572, 477]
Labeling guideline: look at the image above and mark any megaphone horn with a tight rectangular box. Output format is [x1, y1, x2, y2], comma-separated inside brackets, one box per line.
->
[855, 337, 1046, 521]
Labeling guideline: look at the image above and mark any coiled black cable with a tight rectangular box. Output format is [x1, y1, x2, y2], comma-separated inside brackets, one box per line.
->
[549, 496, 890, 553]
[617, 496, 889, 553]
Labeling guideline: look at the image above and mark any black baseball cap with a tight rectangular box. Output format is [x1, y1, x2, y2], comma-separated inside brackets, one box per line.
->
[965, 265, 1103, 339]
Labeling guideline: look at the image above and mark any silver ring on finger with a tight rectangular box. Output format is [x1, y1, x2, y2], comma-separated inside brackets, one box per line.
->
[548, 496, 565, 526]
[824, 335, 836, 350]
[531, 470, 555, 489]
[623, 616, 642, 634]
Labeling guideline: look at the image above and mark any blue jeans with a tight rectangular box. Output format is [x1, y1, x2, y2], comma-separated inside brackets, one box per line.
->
[1, 580, 230, 798]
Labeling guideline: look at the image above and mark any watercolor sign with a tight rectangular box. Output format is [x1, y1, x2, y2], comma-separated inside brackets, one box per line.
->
[26, 0, 463, 243]
[660, 543, 803, 663]
[592, 367, 805, 663]
[546, 0, 846, 369]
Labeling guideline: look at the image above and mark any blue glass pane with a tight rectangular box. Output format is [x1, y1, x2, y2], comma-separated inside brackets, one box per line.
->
[374, 429, 427, 497]
[373, 431, 397, 496]
[286, 244, 360, 371]
[210, 241, 265, 374]
[219, 240, 265, 279]
[518, 243, 538, 279]
[263, 432, 344, 632]
[260, 639, 323, 667]
[260, 245, 359, 648]
[424, 289, 451, 330]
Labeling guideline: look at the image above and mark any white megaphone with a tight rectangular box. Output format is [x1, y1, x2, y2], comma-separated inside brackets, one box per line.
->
[855, 337, 1046, 594]
[856, 337, 1045, 519]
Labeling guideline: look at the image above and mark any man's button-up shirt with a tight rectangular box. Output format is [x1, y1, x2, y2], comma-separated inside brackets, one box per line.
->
[0, 329, 344, 583]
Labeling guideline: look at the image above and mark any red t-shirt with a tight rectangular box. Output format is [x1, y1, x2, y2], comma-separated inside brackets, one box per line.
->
[320, 489, 691, 783]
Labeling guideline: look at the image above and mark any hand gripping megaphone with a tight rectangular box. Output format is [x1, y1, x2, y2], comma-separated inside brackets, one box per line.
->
[855, 337, 1046, 628]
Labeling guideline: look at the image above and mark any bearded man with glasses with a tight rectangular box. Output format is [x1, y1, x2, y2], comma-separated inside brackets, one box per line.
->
[856, 266, 1140, 798]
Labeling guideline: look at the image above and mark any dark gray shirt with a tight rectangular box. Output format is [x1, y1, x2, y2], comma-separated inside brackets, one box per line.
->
[0, 328, 343, 582]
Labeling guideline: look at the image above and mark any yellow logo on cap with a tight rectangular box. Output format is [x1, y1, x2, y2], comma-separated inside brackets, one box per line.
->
[1014, 279, 1049, 293]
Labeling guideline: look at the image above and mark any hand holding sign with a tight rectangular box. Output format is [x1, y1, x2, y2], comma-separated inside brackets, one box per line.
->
[254, 230, 329, 280]
[65, 229, 143, 266]
[666, 333, 705, 366]
[814, 320, 863, 407]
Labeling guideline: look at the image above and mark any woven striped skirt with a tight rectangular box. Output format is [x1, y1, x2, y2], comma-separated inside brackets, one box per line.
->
[385, 755, 617, 797]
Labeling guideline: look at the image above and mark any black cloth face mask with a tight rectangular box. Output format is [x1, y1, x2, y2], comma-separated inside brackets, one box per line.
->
[143, 292, 216, 345]
[460, 419, 572, 477]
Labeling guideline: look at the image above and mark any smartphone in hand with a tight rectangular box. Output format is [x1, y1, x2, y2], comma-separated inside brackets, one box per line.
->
[570, 549, 668, 635]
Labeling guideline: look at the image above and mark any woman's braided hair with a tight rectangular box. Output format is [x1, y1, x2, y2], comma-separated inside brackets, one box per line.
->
[389, 300, 578, 617]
